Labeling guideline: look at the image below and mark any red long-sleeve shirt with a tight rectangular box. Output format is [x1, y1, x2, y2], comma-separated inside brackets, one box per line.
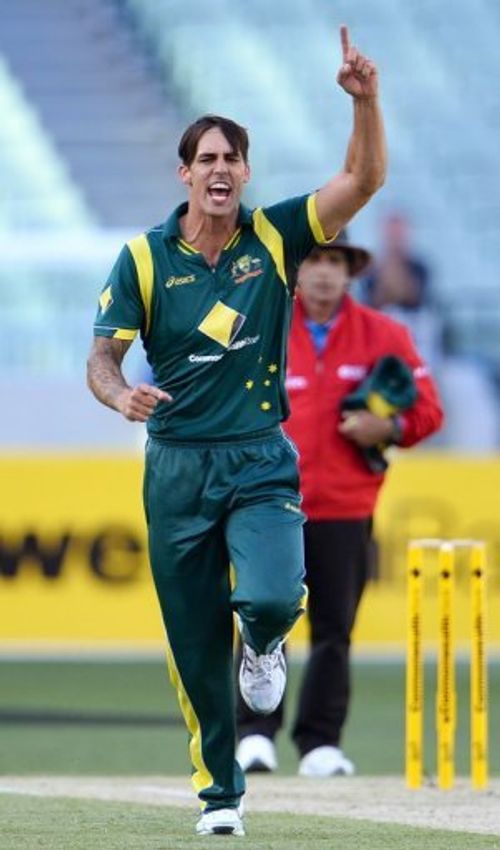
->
[284, 294, 444, 519]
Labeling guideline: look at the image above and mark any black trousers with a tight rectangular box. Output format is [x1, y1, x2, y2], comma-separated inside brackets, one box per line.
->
[236, 518, 373, 756]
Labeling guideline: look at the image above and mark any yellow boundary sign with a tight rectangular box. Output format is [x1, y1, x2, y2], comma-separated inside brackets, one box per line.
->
[0, 453, 499, 650]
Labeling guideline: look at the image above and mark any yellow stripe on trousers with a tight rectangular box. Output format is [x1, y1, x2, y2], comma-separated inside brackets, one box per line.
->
[164, 628, 213, 805]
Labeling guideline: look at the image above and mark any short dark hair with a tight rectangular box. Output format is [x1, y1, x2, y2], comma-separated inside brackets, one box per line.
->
[178, 115, 249, 166]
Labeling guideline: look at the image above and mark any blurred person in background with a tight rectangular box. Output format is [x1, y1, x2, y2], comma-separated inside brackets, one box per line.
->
[360, 211, 445, 373]
[236, 232, 444, 778]
[87, 26, 386, 837]
[362, 212, 500, 449]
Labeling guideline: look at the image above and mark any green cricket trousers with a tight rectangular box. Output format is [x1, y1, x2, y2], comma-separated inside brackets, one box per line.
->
[143, 427, 306, 810]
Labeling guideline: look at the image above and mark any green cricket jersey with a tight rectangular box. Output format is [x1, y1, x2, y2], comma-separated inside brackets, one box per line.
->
[93, 192, 329, 441]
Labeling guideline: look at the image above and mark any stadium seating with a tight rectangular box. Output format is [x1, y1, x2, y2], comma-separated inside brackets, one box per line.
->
[0, 56, 92, 229]
[0, 0, 186, 228]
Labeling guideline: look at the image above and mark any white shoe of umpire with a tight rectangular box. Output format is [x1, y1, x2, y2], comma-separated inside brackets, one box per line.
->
[239, 643, 286, 714]
[196, 807, 245, 836]
[298, 746, 355, 778]
[236, 734, 278, 773]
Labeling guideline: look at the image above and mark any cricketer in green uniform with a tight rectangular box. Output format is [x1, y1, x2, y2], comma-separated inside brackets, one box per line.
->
[88, 26, 387, 836]
[93, 191, 324, 806]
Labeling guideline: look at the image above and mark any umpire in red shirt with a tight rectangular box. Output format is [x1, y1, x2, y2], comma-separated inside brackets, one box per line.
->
[236, 231, 444, 777]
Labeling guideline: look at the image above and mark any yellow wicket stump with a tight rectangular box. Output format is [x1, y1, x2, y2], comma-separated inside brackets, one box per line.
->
[436, 543, 456, 789]
[405, 542, 423, 789]
[405, 539, 488, 790]
[470, 542, 488, 789]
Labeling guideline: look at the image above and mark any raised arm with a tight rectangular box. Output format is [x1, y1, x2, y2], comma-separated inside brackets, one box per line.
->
[87, 336, 171, 422]
[315, 25, 387, 239]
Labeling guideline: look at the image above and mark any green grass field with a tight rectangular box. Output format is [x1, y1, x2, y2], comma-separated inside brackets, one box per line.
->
[1, 657, 499, 848]
[2, 794, 500, 850]
[1, 657, 499, 776]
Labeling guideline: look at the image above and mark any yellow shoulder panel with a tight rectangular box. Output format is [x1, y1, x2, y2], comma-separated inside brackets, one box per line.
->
[252, 208, 287, 286]
[127, 233, 154, 335]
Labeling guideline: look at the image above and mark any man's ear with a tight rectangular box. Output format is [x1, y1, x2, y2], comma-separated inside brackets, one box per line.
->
[243, 164, 251, 184]
[178, 164, 192, 186]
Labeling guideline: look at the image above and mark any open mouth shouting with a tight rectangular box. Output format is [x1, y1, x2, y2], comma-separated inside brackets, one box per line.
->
[207, 181, 232, 205]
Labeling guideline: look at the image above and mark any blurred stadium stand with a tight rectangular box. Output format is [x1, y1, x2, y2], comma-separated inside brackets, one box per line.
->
[0, 0, 186, 227]
[0, 55, 92, 229]
[0, 0, 499, 448]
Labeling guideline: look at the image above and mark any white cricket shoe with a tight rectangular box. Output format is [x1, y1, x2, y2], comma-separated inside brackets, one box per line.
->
[196, 807, 245, 836]
[236, 734, 278, 773]
[239, 643, 286, 714]
[298, 746, 355, 778]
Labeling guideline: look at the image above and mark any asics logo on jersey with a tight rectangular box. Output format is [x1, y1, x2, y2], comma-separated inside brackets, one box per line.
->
[165, 274, 197, 288]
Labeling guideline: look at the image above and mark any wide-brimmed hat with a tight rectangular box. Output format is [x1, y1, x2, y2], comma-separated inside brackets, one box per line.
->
[312, 228, 372, 276]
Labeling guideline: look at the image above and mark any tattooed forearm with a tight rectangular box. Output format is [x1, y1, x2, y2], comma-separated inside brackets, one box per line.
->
[87, 336, 132, 412]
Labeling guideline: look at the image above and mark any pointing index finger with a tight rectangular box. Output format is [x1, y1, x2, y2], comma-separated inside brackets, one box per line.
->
[340, 24, 350, 62]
